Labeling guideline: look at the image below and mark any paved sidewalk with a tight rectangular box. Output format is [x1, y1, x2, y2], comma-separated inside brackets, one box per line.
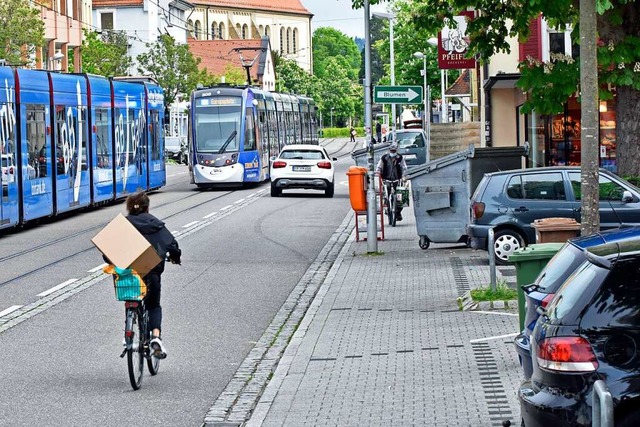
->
[246, 206, 524, 426]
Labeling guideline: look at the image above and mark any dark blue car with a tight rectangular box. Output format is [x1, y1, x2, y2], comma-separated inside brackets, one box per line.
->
[514, 226, 640, 379]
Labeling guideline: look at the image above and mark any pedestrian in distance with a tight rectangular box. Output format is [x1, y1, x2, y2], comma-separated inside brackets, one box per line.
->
[350, 127, 357, 143]
[124, 191, 181, 359]
[375, 120, 382, 145]
[376, 142, 408, 221]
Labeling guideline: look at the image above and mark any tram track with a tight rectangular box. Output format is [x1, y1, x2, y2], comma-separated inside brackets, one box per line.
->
[0, 188, 238, 288]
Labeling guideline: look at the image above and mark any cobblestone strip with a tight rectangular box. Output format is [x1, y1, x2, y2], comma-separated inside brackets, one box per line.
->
[202, 213, 354, 426]
[0, 271, 106, 333]
[472, 341, 514, 426]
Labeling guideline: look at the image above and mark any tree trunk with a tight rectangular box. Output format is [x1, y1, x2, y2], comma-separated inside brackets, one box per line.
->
[616, 86, 640, 177]
[579, 0, 600, 235]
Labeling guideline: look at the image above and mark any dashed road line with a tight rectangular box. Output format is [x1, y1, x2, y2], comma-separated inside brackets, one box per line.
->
[183, 221, 200, 228]
[220, 205, 233, 211]
[234, 198, 245, 204]
[37, 279, 79, 297]
[87, 263, 108, 273]
[203, 211, 217, 219]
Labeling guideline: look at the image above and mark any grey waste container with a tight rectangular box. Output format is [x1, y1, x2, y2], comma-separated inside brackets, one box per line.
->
[351, 142, 391, 168]
[406, 144, 527, 249]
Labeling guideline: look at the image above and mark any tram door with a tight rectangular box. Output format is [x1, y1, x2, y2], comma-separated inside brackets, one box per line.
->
[0, 69, 18, 228]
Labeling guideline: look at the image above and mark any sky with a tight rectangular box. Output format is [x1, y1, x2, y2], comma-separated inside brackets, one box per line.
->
[301, 0, 387, 39]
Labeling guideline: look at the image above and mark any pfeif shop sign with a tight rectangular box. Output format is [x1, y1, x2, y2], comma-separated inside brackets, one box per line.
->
[437, 11, 476, 69]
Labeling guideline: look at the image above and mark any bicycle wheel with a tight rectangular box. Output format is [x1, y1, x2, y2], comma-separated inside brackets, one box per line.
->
[388, 193, 397, 227]
[126, 308, 144, 390]
[146, 328, 160, 375]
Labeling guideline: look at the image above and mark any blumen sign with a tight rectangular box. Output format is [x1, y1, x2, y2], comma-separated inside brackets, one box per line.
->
[437, 11, 476, 70]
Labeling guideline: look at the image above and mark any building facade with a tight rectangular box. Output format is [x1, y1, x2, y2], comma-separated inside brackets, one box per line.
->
[185, 0, 313, 73]
[33, 0, 92, 72]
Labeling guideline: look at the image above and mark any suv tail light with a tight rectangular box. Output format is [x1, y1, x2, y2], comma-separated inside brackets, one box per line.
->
[272, 160, 287, 169]
[317, 161, 332, 169]
[471, 201, 485, 220]
[537, 336, 598, 372]
[541, 293, 555, 307]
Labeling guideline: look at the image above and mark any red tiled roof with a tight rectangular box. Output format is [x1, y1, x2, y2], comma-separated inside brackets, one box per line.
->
[92, 0, 143, 6]
[189, 39, 266, 79]
[446, 70, 471, 96]
[193, 0, 312, 16]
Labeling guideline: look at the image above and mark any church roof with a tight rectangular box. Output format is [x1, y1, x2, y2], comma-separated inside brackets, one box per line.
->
[189, 38, 268, 80]
[192, 0, 312, 16]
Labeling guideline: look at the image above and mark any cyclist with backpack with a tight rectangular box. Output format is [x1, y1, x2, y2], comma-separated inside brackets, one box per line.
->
[376, 143, 408, 221]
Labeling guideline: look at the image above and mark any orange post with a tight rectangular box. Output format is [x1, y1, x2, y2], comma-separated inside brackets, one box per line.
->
[346, 166, 368, 211]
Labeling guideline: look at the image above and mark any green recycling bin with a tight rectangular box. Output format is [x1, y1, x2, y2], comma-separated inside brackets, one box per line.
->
[509, 243, 564, 331]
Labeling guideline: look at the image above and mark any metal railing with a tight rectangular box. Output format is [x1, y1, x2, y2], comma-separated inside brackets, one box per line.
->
[592, 380, 614, 427]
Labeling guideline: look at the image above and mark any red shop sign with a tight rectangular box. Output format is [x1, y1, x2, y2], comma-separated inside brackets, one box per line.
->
[437, 11, 476, 70]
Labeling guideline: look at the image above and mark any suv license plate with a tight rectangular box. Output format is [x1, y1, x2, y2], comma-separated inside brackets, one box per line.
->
[293, 166, 311, 172]
[210, 168, 222, 174]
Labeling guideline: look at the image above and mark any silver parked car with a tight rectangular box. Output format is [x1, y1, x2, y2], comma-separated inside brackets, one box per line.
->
[165, 136, 187, 164]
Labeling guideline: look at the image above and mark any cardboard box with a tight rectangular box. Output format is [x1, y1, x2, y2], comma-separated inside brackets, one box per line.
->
[92, 213, 161, 276]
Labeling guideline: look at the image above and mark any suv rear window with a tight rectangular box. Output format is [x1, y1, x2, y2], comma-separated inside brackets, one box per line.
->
[280, 150, 325, 160]
[546, 262, 608, 322]
[534, 243, 587, 292]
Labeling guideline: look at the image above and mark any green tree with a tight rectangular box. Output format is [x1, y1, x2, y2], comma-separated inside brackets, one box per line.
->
[359, 0, 640, 177]
[313, 27, 361, 80]
[317, 57, 358, 127]
[276, 58, 320, 99]
[137, 34, 207, 106]
[0, 0, 44, 66]
[79, 29, 132, 76]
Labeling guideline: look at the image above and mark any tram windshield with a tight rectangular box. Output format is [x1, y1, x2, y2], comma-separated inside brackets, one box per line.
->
[194, 96, 242, 153]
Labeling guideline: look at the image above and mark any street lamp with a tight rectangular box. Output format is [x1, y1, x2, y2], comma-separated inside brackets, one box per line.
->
[427, 37, 447, 123]
[372, 10, 396, 136]
[413, 52, 428, 129]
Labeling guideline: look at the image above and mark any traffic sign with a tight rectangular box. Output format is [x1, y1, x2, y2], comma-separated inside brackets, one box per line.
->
[373, 85, 423, 104]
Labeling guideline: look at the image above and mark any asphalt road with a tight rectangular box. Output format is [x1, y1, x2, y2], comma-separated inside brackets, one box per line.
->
[0, 138, 355, 426]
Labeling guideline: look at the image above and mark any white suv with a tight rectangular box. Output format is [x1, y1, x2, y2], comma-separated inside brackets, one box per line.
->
[270, 144, 336, 198]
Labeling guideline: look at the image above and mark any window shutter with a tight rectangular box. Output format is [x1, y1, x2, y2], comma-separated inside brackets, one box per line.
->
[519, 16, 542, 62]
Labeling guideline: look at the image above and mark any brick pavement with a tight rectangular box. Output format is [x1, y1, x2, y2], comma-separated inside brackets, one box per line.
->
[245, 204, 524, 427]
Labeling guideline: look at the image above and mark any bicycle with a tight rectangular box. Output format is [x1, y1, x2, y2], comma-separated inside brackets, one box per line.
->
[382, 179, 401, 227]
[121, 298, 160, 390]
[105, 265, 160, 390]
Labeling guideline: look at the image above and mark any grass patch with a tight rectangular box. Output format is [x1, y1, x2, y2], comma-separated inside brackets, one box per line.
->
[471, 281, 517, 302]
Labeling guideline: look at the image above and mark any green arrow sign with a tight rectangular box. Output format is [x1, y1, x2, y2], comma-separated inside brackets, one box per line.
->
[374, 85, 423, 104]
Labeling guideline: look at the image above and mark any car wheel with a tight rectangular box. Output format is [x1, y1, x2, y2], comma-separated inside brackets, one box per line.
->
[270, 181, 281, 197]
[325, 181, 334, 198]
[493, 229, 525, 265]
[419, 236, 430, 249]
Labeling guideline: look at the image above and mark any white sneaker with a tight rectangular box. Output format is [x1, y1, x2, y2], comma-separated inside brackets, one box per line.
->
[150, 337, 167, 359]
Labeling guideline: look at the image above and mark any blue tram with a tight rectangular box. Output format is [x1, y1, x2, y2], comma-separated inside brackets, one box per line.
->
[188, 86, 318, 188]
[0, 66, 166, 230]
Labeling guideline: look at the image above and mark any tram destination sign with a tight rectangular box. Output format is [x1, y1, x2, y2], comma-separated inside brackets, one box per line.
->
[373, 85, 423, 104]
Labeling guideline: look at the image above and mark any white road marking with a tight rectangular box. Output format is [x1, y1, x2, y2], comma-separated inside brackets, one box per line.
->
[203, 212, 217, 219]
[0, 305, 22, 318]
[471, 311, 519, 317]
[470, 332, 519, 343]
[87, 263, 108, 273]
[172, 230, 180, 235]
[37, 279, 79, 297]
[234, 198, 245, 204]
[220, 205, 233, 211]
[183, 221, 200, 228]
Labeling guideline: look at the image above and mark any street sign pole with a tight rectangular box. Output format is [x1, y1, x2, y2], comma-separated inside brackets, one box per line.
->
[364, 0, 377, 252]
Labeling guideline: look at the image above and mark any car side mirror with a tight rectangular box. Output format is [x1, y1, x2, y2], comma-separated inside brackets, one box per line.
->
[332, 157, 338, 161]
[270, 156, 277, 162]
[622, 190, 634, 203]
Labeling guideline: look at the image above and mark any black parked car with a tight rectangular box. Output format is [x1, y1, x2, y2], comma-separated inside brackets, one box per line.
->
[519, 239, 640, 426]
[515, 226, 640, 380]
[467, 166, 640, 264]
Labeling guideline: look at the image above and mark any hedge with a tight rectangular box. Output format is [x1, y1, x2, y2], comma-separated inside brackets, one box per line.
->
[319, 127, 365, 138]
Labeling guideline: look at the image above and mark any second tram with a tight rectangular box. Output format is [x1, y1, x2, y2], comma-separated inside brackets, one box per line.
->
[188, 86, 318, 188]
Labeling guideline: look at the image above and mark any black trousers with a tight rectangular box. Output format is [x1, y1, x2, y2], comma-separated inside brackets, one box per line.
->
[143, 272, 162, 333]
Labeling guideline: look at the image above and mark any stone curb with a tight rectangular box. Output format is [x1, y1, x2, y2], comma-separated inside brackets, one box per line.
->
[458, 291, 518, 312]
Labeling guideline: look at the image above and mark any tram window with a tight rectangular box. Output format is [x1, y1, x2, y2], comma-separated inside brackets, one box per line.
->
[95, 108, 111, 169]
[244, 108, 256, 151]
[150, 110, 161, 160]
[26, 105, 47, 178]
[55, 105, 88, 174]
[79, 107, 88, 170]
